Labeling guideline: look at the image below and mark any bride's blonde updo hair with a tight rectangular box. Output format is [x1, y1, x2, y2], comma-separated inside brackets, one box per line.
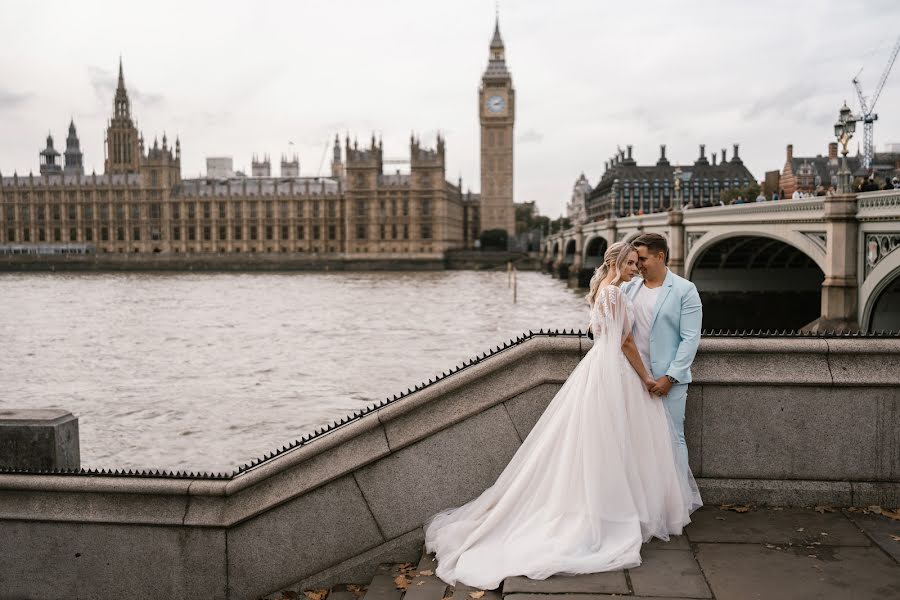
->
[585, 241, 636, 306]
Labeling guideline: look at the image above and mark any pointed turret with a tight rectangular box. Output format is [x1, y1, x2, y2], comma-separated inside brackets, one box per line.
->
[483, 15, 510, 79]
[490, 16, 504, 49]
[40, 132, 62, 175]
[64, 118, 84, 175]
[114, 56, 131, 119]
[105, 56, 140, 174]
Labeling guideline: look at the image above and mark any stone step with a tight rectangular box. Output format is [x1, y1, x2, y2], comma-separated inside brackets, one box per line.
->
[358, 564, 406, 600]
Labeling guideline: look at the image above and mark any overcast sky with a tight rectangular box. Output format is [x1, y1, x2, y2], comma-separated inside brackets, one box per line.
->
[1, 0, 899, 217]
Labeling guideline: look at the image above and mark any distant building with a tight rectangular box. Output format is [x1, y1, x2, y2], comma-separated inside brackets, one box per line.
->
[281, 154, 299, 177]
[39, 134, 62, 176]
[585, 144, 755, 220]
[566, 173, 591, 226]
[251, 154, 271, 178]
[885, 143, 900, 153]
[206, 157, 234, 179]
[64, 120, 84, 176]
[779, 142, 900, 196]
[0, 60, 467, 257]
[0, 16, 515, 258]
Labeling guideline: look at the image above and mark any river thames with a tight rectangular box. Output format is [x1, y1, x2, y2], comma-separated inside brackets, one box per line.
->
[1, 271, 588, 473]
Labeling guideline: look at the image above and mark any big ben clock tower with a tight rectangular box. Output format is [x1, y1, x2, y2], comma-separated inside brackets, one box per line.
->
[479, 17, 515, 236]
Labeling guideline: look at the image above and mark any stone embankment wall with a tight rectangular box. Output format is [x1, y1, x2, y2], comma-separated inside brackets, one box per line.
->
[0, 335, 897, 599]
[0, 253, 446, 272]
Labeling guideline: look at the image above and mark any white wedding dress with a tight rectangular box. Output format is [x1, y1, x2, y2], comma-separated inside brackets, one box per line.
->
[422, 284, 702, 589]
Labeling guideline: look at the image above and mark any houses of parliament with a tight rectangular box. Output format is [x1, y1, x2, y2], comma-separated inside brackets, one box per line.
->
[0, 19, 517, 260]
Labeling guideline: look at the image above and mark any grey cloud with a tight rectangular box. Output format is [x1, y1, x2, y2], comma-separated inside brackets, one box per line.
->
[0, 89, 32, 110]
[87, 65, 164, 107]
[517, 129, 544, 144]
[742, 84, 828, 124]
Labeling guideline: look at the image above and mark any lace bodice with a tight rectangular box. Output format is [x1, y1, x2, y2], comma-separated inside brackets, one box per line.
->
[590, 284, 634, 343]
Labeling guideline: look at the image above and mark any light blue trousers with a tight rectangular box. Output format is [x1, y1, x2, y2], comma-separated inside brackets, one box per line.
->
[662, 383, 689, 467]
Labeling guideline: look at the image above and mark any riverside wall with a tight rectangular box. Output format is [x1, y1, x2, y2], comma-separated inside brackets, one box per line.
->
[0, 335, 897, 599]
[0, 249, 542, 272]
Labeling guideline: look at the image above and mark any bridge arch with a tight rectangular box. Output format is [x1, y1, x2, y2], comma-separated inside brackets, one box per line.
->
[563, 239, 576, 263]
[686, 228, 826, 278]
[583, 235, 609, 270]
[860, 249, 900, 332]
[686, 231, 825, 331]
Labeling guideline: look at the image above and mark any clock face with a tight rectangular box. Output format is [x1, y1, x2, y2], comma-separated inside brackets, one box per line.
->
[486, 95, 506, 113]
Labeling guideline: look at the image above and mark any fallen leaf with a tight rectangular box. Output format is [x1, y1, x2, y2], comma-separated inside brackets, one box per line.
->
[882, 508, 900, 521]
[394, 576, 410, 590]
[796, 528, 805, 532]
[720, 504, 751, 513]
[469, 591, 486, 599]
[807, 554, 817, 558]
[303, 589, 328, 600]
[820, 532, 829, 536]
[889, 534, 900, 542]
[416, 581, 426, 586]
[419, 570, 434, 577]
[346, 585, 365, 599]
[814, 506, 835, 513]
[765, 543, 776, 549]
[715, 516, 726, 521]
[868, 505, 883, 515]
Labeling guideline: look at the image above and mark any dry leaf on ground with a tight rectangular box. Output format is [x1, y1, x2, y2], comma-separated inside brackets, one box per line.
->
[346, 585, 365, 599]
[881, 508, 900, 521]
[469, 591, 486, 599]
[419, 570, 434, 576]
[303, 589, 328, 600]
[814, 506, 835, 513]
[394, 576, 410, 590]
[889, 534, 900, 542]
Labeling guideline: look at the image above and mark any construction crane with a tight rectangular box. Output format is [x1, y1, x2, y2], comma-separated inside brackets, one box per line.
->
[852, 35, 900, 170]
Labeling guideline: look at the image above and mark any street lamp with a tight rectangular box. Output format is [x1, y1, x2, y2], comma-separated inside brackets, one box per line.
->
[834, 101, 856, 193]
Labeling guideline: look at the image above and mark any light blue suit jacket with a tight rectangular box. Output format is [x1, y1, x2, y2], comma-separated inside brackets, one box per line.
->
[621, 269, 703, 384]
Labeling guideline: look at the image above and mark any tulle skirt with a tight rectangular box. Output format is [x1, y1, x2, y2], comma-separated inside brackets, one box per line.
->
[422, 339, 703, 589]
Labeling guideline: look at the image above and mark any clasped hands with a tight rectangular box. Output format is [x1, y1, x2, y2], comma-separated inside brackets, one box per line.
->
[643, 375, 672, 398]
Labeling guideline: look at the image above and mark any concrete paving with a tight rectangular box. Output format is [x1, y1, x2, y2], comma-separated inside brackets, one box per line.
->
[266, 506, 900, 600]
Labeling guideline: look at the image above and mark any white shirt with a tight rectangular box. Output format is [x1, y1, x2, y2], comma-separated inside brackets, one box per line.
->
[632, 283, 661, 372]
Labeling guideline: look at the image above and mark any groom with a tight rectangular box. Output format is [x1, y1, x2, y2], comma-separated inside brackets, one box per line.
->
[622, 233, 702, 466]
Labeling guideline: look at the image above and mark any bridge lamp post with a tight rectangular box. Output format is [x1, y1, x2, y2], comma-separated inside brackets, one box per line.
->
[834, 101, 856, 194]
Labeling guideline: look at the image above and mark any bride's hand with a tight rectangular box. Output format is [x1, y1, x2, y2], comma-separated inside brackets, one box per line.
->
[644, 377, 657, 392]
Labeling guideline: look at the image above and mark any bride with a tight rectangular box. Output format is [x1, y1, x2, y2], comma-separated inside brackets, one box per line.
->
[422, 241, 702, 589]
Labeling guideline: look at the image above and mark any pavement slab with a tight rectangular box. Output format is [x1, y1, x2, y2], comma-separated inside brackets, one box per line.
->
[695, 542, 900, 600]
[646, 534, 690, 550]
[502, 572, 629, 595]
[628, 547, 711, 599]
[685, 506, 870, 546]
[842, 509, 900, 563]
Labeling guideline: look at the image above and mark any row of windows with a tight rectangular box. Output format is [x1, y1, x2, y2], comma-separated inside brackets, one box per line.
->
[1, 190, 131, 202]
[0, 198, 437, 221]
[3, 223, 435, 244]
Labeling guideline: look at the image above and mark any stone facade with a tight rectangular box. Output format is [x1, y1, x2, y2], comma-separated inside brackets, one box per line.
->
[585, 144, 755, 220]
[0, 61, 471, 258]
[778, 142, 900, 197]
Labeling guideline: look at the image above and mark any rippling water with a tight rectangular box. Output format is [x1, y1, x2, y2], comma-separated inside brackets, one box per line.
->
[0, 271, 588, 473]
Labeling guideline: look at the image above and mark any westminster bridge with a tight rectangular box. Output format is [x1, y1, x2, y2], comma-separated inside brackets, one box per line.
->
[542, 189, 900, 332]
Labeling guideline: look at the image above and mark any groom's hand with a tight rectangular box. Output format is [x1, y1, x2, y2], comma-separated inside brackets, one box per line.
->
[650, 376, 673, 397]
